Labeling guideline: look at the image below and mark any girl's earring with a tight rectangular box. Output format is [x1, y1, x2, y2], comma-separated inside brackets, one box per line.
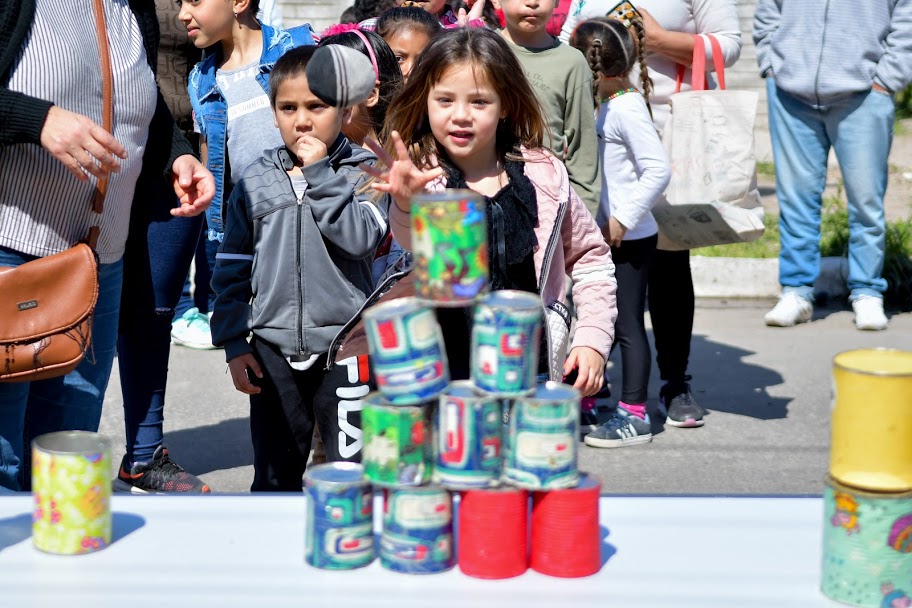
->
[234, 10, 239, 18]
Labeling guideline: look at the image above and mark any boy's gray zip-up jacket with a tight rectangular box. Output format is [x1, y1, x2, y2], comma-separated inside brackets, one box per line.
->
[754, 0, 912, 107]
[210, 136, 388, 363]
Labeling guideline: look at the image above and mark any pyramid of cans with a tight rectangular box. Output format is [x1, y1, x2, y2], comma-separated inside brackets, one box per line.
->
[304, 191, 602, 578]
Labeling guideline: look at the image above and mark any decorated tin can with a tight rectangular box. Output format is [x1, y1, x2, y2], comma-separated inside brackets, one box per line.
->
[411, 190, 488, 306]
[32, 431, 112, 555]
[362, 393, 433, 487]
[304, 462, 375, 570]
[364, 297, 449, 405]
[471, 290, 543, 396]
[503, 382, 580, 489]
[822, 475, 912, 607]
[380, 486, 454, 574]
[433, 381, 503, 489]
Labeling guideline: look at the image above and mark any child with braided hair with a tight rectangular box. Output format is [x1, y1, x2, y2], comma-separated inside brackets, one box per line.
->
[570, 17, 670, 449]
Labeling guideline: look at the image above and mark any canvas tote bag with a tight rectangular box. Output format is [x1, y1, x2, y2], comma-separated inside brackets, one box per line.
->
[652, 34, 765, 251]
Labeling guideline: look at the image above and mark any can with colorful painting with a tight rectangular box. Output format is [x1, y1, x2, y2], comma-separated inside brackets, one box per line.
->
[503, 382, 580, 489]
[821, 475, 912, 607]
[362, 393, 433, 487]
[363, 297, 449, 405]
[304, 462, 375, 570]
[31, 431, 112, 555]
[433, 381, 503, 489]
[380, 486, 455, 574]
[471, 290, 543, 396]
[411, 190, 488, 306]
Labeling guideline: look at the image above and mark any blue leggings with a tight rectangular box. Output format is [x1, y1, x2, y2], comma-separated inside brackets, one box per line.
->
[118, 174, 202, 464]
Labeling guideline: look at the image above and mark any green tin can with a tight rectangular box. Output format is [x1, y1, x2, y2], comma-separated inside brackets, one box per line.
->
[411, 190, 488, 307]
[362, 392, 433, 487]
[380, 486, 454, 574]
[822, 475, 912, 607]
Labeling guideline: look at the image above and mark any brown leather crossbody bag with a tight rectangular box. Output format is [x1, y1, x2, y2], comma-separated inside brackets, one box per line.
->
[0, 0, 113, 382]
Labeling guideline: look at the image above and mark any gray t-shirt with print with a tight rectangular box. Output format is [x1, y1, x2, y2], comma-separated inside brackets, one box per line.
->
[213, 62, 285, 185]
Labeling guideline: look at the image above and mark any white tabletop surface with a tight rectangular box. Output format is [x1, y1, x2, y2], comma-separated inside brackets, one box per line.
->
[0, 494, 841, 608]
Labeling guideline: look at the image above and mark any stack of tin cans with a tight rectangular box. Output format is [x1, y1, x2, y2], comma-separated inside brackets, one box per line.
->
[302, 190, 602, 577]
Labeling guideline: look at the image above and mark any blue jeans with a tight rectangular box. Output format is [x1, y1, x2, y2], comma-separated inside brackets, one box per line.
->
[119, 175, 203, 465]
[766, 79, 893, 300]
[0, 246, 123, 491]
[175, 223, 218, 318]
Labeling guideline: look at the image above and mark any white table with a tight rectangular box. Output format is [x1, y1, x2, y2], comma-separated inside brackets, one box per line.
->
[0, 494, 840, 607]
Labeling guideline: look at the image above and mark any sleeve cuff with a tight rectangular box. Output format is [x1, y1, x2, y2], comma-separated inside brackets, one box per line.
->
[224, 338, 253, 362]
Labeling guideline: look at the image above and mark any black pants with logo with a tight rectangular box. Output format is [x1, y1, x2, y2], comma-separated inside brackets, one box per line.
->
[248, 337, 370, 492]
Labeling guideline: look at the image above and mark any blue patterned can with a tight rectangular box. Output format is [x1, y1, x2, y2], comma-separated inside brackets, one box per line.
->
[471, 290, 543, 396]
[364, 297, 449, 405]
[304, 462, 375, 570]
[380, 486, 454, 574]
[433, 381, 503, 489]
[504, 382, 580, 489]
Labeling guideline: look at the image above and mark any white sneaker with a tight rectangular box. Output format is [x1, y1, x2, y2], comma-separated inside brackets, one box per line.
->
[170, 307, 218, 349]
[852, 295, 888, 331]
[764, 292, 813, 327]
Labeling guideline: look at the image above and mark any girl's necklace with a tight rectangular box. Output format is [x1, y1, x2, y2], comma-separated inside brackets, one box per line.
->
[597, 87, 639, 104]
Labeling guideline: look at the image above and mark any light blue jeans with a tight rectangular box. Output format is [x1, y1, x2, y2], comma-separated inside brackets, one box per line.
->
[766, 79, 893, 301]
[0, 246, 123, 491]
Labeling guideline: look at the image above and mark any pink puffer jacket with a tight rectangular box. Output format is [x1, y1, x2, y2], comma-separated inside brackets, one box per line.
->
[389, 147, 618, 380]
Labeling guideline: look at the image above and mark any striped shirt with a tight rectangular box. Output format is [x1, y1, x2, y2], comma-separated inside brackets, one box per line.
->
[0, 0, 158, 264]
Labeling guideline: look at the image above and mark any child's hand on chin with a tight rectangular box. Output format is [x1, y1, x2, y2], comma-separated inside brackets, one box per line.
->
[296, 134, 328, 167]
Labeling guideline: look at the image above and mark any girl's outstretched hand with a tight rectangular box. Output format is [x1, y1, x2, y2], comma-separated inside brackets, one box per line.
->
[360, 132, 444, 212]
[563, 346, 605, 397]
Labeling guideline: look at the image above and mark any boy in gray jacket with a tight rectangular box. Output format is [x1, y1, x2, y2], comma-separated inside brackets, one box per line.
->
[210, 46, 388, 491]
[754, 0, 912, 331]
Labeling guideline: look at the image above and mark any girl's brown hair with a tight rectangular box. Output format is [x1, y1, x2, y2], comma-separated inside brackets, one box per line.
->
[569, 17, 653, 118]
[381, 27, 545, 168]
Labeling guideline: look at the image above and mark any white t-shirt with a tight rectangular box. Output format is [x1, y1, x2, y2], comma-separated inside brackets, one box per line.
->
[596, 92, 670, 241]
[560, 0, 742, 132]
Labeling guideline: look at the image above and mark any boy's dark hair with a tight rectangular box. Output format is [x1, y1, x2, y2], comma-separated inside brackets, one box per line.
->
[269, 45, 317, 107]
[570, 17, 653, 115]
[376, 6, 442, 41]
[340, 6, 359, 23]
[318, 30, 403, 134]
[352, 0, 397, 21]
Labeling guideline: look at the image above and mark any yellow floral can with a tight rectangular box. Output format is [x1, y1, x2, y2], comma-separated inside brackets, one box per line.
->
[831, 349, 912, 492]
[31, 431, 112, 555]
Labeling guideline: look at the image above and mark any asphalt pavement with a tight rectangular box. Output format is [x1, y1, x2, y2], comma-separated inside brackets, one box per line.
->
[97, 299, 912, 495]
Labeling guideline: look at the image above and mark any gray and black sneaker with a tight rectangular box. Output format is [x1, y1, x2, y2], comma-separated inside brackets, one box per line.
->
[661, 378, 706, 428]
[583, 410, 652, 448]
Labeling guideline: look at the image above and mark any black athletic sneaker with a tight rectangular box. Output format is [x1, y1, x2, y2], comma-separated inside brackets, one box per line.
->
[114, 445, 211, 494]
[661, 377, 706, 428]
[580, 410, 600, 439]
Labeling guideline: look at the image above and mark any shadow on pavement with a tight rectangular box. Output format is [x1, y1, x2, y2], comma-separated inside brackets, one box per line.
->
[164, 416, 253, 475]
[685, 333, 790, 421]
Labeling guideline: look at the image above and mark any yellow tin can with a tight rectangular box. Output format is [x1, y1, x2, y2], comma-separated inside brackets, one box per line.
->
[831, 349, 912, 492]
[32, 431, 112, 555]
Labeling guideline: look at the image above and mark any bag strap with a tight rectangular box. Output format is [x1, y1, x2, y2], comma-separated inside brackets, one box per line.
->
[88, 0, 114, 250]
[674, 34, 726, 93]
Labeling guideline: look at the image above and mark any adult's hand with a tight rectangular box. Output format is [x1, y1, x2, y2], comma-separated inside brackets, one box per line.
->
[637, 7, 696, 67]
[39, 106, 127, 182]
[170, 154, 215, 217]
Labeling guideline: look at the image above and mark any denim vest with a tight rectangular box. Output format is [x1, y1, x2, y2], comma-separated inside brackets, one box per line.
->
[188, 22, 315, 241]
